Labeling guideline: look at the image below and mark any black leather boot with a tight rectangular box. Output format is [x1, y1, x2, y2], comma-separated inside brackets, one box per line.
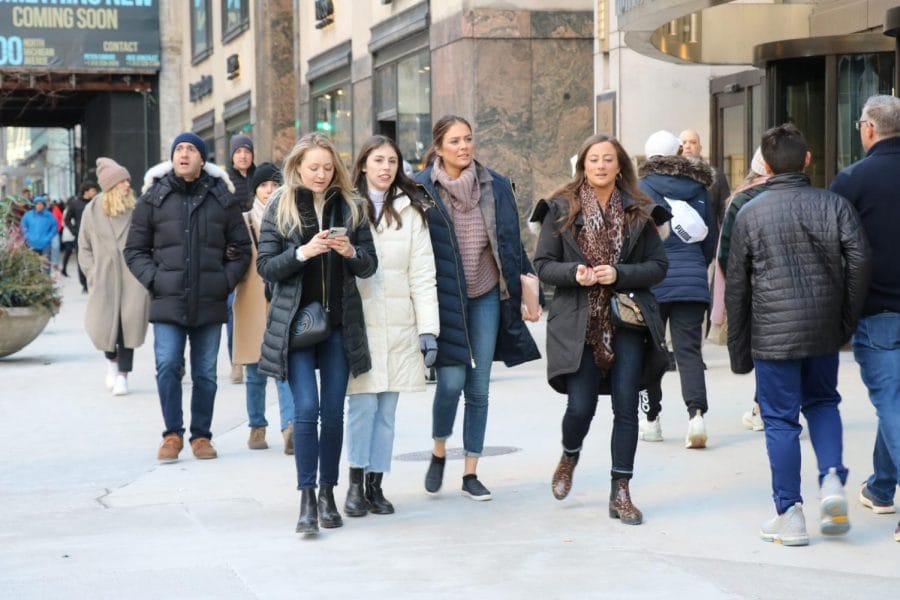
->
[317, 484, 344, 528]
[344, 467, 369, 517]
[365, 472, 395, 515]
[295, 488, 319, 535]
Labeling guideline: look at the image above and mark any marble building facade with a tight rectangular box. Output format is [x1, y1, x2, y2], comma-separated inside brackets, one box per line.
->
[295, 0, 595, 245]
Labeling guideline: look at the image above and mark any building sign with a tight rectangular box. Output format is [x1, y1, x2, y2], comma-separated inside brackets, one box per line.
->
[189, 74, 213, 102]
[0, 0, 160, 72]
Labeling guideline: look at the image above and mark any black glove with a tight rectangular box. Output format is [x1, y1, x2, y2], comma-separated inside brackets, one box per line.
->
[419, 334, 438, 368]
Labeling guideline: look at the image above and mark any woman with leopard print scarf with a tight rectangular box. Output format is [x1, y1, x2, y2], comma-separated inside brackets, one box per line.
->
[532, 134, 670, 525]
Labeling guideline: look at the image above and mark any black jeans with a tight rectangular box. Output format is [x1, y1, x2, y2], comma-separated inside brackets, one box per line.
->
[646, 301, 708, 420]
[103, 319, 134, 373]
[561, 328, 647, 479]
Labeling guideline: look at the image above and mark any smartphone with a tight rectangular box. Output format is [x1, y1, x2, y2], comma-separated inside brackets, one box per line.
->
[327, 226, 347, 238]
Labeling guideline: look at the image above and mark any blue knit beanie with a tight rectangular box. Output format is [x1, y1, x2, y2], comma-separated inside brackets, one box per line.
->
[170, 132, 207, 163]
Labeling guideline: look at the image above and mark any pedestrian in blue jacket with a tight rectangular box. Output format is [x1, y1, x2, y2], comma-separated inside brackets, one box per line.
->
[20, 196, 58, 273]
[637, 131, 716, 449]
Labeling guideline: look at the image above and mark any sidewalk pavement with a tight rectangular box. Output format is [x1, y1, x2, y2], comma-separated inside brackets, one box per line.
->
[1, 274, 897, 599]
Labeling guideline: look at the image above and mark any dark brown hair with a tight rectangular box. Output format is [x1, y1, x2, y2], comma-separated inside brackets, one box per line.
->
[352, 135, 425, 228]
[760, 123, 808, 175]
[422, 115, 473, 167]
[550, 134, 652, 232]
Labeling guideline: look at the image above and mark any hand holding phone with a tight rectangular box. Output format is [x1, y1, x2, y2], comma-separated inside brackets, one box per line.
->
[327, 227, 348, 238]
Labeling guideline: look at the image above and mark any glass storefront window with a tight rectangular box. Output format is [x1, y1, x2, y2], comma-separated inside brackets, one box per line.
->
[773, 57, 826, 187]
[722, 104, 746, 189]
[374, 48, 431, 170]
[314, 86, 352, 166]
[837, 53, 893, 170]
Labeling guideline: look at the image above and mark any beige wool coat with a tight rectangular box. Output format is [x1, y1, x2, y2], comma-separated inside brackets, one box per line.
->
[232, 212, 268, 365]
[347, 195, 439, 394]
[78, 194, 150, 351]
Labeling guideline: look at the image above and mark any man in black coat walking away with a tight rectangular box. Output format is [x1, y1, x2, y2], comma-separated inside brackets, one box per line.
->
[726, 124, 870, 546]
[125, 132, 251, 463]
[64, 180, 100, 292]
[830, 95, 900, 542]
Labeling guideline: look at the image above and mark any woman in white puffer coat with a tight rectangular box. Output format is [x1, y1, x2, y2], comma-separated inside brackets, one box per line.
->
[345, 135, 440, 517]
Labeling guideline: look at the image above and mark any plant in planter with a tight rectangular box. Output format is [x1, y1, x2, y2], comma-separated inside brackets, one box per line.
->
[0, 196, 63, 358]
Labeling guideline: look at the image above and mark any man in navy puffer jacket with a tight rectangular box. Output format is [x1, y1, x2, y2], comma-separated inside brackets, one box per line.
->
[638, 131, 715, 449]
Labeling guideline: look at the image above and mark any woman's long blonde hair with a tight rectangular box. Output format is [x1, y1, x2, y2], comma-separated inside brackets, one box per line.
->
[101, 183, 135, 217]
[275, 132, 363, 236]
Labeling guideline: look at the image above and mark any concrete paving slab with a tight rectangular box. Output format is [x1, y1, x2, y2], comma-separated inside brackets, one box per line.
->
[1, 274, 896, 599]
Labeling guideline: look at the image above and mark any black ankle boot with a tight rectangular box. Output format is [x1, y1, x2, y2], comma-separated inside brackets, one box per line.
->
[317, 484, 343, 528]
[295, 488, 319, 535]
[365, 472, 395, 515]
[344, 467, 369, 517]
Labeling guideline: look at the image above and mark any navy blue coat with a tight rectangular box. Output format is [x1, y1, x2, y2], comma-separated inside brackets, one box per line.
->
[638, 156, 715, 305]
[829, 136, 900, 317]
[415, 162, 540, 368]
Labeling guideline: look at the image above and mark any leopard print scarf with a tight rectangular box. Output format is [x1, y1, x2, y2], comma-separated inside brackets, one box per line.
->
[576, 184, 625, 373]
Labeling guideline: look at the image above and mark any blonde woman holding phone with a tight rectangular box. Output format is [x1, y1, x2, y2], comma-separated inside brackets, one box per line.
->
[256, 133, 377, 536]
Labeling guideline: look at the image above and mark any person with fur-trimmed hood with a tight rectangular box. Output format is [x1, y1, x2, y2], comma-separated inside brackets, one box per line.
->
[124, 132, 251, 463]
[637, 130, 716, 449]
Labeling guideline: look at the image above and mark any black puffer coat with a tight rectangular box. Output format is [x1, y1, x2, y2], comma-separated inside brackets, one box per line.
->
[124, 164, 250, 327]
[725, 173, 870, 374]
[256, 188, 377, 381]
[227, 163, 256, 212]
[532, 194, 670, 394]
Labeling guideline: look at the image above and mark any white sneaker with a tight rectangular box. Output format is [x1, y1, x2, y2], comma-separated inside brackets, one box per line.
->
[112, 374, 129, 396]
[105, 361, 117, 389]
[742, 410, 764, 431]
[685, 411, 707, 449]
[819, 467, 850, 536]
[639, 412, 663, 442]
[760, 502, 809, 546]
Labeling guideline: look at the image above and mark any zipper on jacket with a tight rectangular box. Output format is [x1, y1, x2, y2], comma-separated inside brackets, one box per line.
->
[424, 184, 476, 368]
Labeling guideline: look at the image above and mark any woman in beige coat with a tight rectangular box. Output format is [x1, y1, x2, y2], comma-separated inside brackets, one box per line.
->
[78, 158, 150, 396]
[232, 163, 295, 453]
[344, 136, 440, 516]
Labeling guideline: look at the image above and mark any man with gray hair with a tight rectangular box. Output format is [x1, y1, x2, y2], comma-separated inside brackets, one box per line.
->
[830, 95, 900, 542]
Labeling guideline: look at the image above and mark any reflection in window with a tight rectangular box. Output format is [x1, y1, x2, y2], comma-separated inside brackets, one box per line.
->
[722, 104, 746, 189]
[773, 57, 826, 187]
[314, 86, 352, 166]
[837, 53, 893, 170]
[222, 0, 249, 40]
[191, 0, 212, 60]
[374, 49, 431, 170]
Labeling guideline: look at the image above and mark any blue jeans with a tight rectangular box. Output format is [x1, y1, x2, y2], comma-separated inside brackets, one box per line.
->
[432, 287, 500, 457]
[347, 392, 400, 473]
[153, 322, 221, 441]
[245, 363, 294, 431]
[562, 328, 647, 479]
[853, 312, 900, 504]
[288, 327, 349, 490]
[225, 291, 235, 362]
[755, 353, 848, 514]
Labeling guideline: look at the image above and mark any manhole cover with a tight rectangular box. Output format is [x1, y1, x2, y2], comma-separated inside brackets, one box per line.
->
[394, 446, 521, 461]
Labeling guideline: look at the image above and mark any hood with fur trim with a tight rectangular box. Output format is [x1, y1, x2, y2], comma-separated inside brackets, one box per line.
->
[141, 161, 235, 195]
[638, 155, 714, 188]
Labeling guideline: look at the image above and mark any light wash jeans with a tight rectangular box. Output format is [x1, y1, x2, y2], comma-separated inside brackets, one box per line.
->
[432, 286, 500, 457]
[245, 363, 294, 431]
[346, 392, 400, 473]
[853, 312, 900, 504]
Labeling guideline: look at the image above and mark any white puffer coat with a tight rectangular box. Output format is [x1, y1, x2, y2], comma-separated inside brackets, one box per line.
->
[347, 195, 439, 394]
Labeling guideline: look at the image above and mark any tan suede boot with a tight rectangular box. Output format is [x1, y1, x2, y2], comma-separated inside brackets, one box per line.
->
[248, 426, 268, 450]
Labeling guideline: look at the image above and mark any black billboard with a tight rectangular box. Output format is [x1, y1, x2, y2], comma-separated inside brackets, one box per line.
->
[0, 0, 160, 72]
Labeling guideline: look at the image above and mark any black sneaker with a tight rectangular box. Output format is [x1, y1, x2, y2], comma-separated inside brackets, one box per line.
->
[461, 475, 492, 501]
[425, 454, 445, 494]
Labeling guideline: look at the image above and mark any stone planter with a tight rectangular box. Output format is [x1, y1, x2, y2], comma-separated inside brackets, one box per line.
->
[0, 306, 52, 358]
